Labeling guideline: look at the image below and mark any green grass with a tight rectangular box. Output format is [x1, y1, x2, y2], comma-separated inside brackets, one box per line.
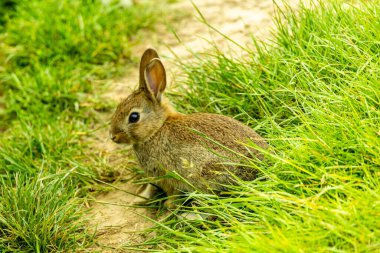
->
[1, 0, 379, 252]
[139, 1, 380, 252]
[0, 174, 90, 252]
[0, 0, 161, 251]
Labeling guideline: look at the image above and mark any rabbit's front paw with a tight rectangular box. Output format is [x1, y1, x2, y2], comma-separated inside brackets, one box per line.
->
[163, 198, 177, 209]
[132, 184, 157, 205]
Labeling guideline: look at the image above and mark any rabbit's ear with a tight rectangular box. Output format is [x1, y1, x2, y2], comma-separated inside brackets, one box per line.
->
[144, 58, 167, 102]
[139, 48, 159, 89]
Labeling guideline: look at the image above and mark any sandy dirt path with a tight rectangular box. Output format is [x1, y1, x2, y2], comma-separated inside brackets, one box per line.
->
[86, 0, 298, 251]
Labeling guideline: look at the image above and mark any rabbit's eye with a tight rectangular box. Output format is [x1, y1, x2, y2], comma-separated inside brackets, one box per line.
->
[128, 112, 140, 123]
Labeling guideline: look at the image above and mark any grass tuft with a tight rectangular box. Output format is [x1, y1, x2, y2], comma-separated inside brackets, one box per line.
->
[0, 174, 92, 252]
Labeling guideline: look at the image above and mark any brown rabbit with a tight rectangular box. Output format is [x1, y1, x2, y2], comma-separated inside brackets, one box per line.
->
[110, 48, 269, 207]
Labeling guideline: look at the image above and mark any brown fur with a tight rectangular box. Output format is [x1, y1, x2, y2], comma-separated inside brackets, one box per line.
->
[110, 49, 269, 203]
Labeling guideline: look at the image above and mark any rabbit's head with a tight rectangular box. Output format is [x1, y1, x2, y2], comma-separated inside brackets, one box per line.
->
[110, 48, 171, 145]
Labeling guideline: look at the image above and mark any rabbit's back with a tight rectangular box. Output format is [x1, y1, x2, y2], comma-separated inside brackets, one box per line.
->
[133, 113, 268, 193]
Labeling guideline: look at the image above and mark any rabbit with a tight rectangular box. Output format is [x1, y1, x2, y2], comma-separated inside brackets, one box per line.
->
[110, 48, 269, 208]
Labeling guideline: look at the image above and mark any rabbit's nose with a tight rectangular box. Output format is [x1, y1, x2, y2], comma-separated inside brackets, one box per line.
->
[111, 134, 119, 143]
[110, 132, 123, 144]
[110, 129, 129, 144]
[110, 133, 118, 142]
[109, 131, 117, 141]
